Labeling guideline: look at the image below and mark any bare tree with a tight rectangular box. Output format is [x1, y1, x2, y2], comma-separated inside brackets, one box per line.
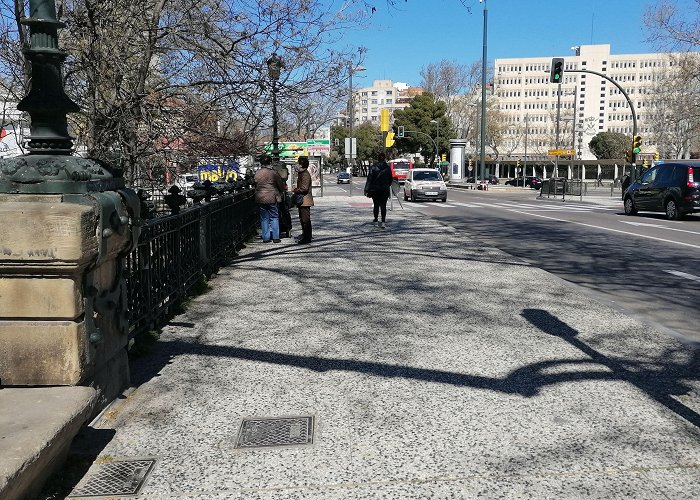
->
[644, 0, 700, 49]
[647, 53, 700, 158]
[1, 0, 364, 181]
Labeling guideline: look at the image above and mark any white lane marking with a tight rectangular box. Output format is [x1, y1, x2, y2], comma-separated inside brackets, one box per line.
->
[620, 221, 700, 236]
[431, 202, 456, 208]
[500, 208, 700, 250]
[451, 202, 481, 208]
[664, 270, 700, 283]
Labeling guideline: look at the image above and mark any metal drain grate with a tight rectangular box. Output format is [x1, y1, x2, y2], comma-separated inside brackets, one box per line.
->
[68, 459, 156, 498]
[235, 416, 314, 449]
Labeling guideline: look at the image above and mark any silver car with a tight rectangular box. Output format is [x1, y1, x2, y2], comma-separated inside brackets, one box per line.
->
[403, 168, 447, 202]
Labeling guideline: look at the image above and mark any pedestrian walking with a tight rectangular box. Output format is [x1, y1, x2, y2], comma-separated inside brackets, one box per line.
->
[597, 172, 603, 187]
[254, 155, 285, 243]
[364, 152, 393, 229]
[294, 156, 314, 244]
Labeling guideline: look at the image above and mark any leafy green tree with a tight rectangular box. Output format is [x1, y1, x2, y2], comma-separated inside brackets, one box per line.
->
[392, 93, 456, 165]
[588, 132, 631, 160]
[330, 123, 381, 167]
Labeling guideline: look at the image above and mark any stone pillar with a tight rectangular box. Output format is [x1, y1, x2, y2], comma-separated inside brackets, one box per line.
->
[449, 139, 467, 181]
[0, 188, 139, 412]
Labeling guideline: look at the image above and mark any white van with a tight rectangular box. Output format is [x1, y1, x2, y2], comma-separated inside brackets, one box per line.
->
[176, 173, 199, 193]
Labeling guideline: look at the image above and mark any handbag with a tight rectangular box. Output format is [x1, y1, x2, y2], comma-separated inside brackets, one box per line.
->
[291, 192, 304, 207]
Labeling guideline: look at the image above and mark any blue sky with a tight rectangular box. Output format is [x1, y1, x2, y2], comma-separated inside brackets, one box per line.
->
[339, 0, 688, 86]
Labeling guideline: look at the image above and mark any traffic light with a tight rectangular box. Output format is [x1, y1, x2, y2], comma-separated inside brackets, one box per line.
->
[516, 159, 521, 168]
[550, 57, 565, 84]
[380, 109, 390, 132]
[441, 154, 446, 161]
[654, 151, 660, 160]
[385, 132, 395, 148]
[334, 138, 339, 146]
[625, 150, 632, 163]
[643, 158, 649, 167]
[397, 125, 405, 138]
[633, 135, 642, 154]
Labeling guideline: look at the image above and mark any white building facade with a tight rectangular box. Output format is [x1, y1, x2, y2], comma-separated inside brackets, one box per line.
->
[351, 80, 415, 127]
[493, 44, 678, 160]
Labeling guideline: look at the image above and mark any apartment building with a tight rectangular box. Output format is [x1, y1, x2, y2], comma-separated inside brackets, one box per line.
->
[351, 80, 423, 126]
[493, 44, 679, 160]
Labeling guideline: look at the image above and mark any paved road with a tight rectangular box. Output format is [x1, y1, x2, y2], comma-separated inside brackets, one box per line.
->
[40, 196, 700, 499]
[406, 187, 700, 342]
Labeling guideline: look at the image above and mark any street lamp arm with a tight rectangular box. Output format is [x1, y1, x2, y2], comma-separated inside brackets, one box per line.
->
[567, 69, 638, 179]
[404, 130, 438, 160]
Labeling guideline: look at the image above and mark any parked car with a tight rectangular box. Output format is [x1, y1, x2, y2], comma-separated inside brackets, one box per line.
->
[505, 176, 542, 189]
[403, 168, 448, 202]
[466, 175, 499, 184]
[337, 172, 352, 184]
[623, 160, 700, 220]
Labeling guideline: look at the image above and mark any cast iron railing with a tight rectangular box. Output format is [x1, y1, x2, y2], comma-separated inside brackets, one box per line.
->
[125, 189, 257, 337]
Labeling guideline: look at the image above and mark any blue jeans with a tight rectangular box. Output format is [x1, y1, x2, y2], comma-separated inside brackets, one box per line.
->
[259, 203, 280, 241]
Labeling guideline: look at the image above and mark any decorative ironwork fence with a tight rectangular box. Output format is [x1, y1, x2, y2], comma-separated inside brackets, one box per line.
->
[125, 189, 257, 337]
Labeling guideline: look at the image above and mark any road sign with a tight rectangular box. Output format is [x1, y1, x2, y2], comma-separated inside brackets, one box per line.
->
[547, 149, 576, 156]
[344, 138, 356, 158]
[306, 139, 330, 154]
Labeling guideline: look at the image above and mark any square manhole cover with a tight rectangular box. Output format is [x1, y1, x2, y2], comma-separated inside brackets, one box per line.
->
[235, 416, 314, 449]
[68, 459, 156, 498]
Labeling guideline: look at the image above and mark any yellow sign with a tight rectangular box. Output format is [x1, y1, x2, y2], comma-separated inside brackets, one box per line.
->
[548, 149, 576, 156]
[380, 109, 390, 132]
[385, 132, 395, 148]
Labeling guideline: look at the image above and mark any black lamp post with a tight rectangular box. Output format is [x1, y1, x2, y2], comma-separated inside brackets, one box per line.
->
[266, 54, 283, 166]
[0, 0, 123, 194]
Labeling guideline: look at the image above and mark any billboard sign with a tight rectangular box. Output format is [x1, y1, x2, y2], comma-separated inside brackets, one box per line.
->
[264, 142, 308, 158]
[197, 159, 240, 182]
[306, 139, 330, 154]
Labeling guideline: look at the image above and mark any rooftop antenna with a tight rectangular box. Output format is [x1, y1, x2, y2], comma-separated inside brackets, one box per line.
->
[590, 11, 595, 44]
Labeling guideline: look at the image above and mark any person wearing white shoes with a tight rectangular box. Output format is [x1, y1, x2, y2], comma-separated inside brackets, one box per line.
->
[364, 152, 392, 229]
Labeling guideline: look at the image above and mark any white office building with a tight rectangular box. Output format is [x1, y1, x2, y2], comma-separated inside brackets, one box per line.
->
[493, 44, 683, 160]
[351, 80, 421, 126]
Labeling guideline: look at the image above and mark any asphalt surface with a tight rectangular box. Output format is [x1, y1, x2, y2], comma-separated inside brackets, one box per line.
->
[404, 186, 700, 343]
[52, 191, 700, 499]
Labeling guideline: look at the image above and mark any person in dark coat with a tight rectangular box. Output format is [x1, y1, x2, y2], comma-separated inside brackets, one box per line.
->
[254, 155, 285, 243]
[364, 152, 393, 228]
[294, 156, 314, 244]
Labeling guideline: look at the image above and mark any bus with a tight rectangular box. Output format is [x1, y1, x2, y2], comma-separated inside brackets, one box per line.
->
[389, 158, 413, 183]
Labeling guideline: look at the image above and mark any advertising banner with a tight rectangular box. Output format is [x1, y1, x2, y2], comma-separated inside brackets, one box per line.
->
[197, 159, 240, 182]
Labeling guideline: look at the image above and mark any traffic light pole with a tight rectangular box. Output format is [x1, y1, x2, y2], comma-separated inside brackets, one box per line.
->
[567, 69, 638, 182]
[555, 82, 562, 178]
[479, 0, 488, 185]
[523, 113, 528, 189]
[404, 130, 438, 163]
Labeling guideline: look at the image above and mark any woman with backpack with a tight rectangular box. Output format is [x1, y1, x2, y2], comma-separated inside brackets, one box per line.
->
[364, 152, 393, 229]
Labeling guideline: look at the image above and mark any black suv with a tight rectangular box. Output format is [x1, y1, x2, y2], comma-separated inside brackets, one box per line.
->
[623, 160, 700, 219]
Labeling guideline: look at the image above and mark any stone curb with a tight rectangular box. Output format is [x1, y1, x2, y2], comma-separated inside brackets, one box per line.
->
[0, 386, 97, 500]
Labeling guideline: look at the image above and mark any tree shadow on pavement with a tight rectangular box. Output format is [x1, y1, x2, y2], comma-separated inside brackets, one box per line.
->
[130, 309, 700, 431]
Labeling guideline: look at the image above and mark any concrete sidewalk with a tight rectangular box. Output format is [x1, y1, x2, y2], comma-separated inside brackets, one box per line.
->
[55, 196, 699, 499]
